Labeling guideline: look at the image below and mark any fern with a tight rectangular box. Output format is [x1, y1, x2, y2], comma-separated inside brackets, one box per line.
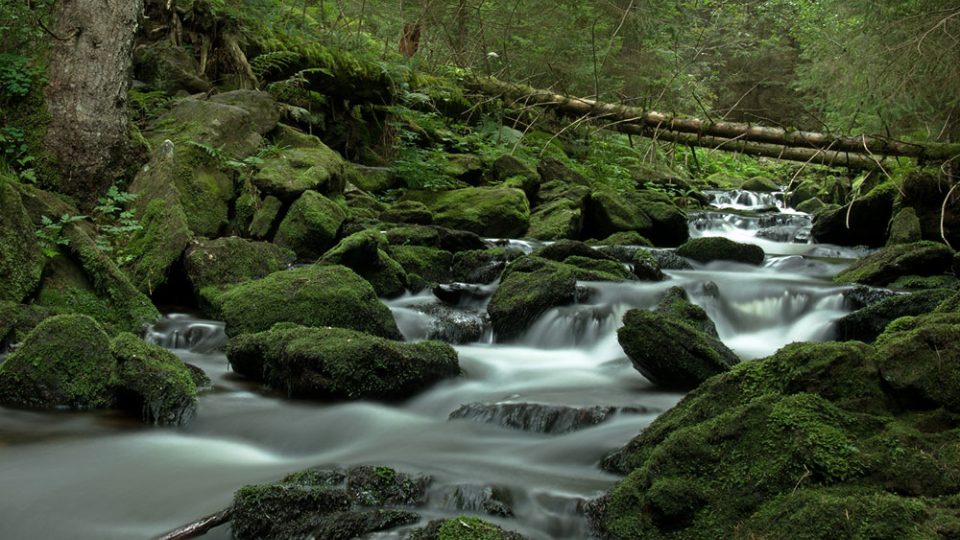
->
[251, 50, 301, 80]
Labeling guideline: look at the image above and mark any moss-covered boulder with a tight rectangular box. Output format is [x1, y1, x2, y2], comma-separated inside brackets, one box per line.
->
[389, 245, 454, 284]
[319, 230, 408, 298]
[491, 154, 540, 199]
[886, 207, 923, 245]
[811, 184, 895, 247]
[274, 190, 348, 260]
[795, 197, 826, 214]
[380, 200, 433, 225]
[184, 237, 294, 293]
[252, 145, 346, 201]
[588, 231, 653, 247]
[617, 290, 739, 389]
[248, 194, 283, 239]
[676, 237, 765, 265]
[343, 164, 400, 193]
[834, 241, 954, 287]
[403, 187, 530, 237]
[874, 313, 960, 412]
[227, 324, 459, 400]
[0, 302, 52, 351]
[410, 517, 527, 540]
[740, 175, 779, 192]
[834, 289, 954, 343]
[385, 224, 488, 252]
[111, 333, 197, 425]
[219, 264, 400, 338]
[0, 314, 115, 409]
[891, 274, 960, 291]
[899, 170, 960, 247]
[450, 248, 520, 284]
[487, 256, 629, 341]
[0, 178, 44, 303]
[535, 240, 617, 263]
[232, 465, 427, 540]
[585, 189, 689, 247]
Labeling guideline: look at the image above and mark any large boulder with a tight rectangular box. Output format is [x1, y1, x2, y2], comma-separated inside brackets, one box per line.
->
[677, 237, 765, 265]
[219, 264, 401, 338]
[252, 145, 346, 201]
[227, 324, 459, 400]
[319, 231, 408, 298]
[274, 191, 348, 260]
[380, 200, 433, 225]
[111, 332, 198, 425]
[834, 289, 954, 343]
[585, 188, 688, 247]
[384, 224, 487, 252]
[491, 154, 540, 199]
[184, 237, 294, 296]
[811, 184, 895, 247]
[886, 207, 922, 245]
[834, 241, 954, 287]
[388, 245, 454, 284]
[0, 302, 53, 351]
[899, 170, 960, 247]
[403, 187, 530, 237]
[740, 175, 779, 192]
[0, 314, 115, 409]
[0, 177, 44, 303]
[617, 289, 739, 390]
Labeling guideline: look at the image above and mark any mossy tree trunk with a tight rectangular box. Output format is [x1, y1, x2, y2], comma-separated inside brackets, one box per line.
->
[44, 0, 144, 207]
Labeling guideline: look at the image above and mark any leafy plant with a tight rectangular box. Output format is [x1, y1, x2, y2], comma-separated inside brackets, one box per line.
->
[0, 53, 36, 99]
[91, 185, 143, 266]
[36, 214, 87, 259]
[0, 126, 37, 183]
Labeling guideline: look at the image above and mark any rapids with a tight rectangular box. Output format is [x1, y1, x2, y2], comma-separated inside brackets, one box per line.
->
[0, 189, 865, 539]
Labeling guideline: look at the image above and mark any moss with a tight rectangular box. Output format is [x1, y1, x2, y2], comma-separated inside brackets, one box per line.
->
[535, 240, 615, 262]
[0, 177, 44, 303]
[676, 237, 765, 265]
[384, 224, 487, 252]
[891, 274, 960, 290]
[248, 195, 283, 239]
[175, 162, 234, 236]
[232, 483, 352, 540]
[389, 245, 454, 284]
[111, 333, 197, 425]
[381, 200, 434, 225]
[587, 231, 653, 247]
[835, 289, 954, 343]
[319, 230, 408, 297]
[887, 207, 923, 245]
[874, 314, 960, 412]
[740, 175, 779, 192]
[227, 324, 459, 400]
[184, 237, 294, 292]
[230, 180, 260, 235]
[342, 164, 400, 193]
[0, 302, 52, 349]
[219, 264, 401, 338]
[274, 190, 348, 260]
[835, 241, 954, 287]
[526, 198, 583, 240]
[796, 197, 826, 213]
[563, 256, 634, 281]
[253, 145, 346, 201]
[0, 314, 115, 409]
[410, 516, 527, 540]
[450, 248, 518, 284]
[403, 187, 530, 238]
[585, 188, 688, 247]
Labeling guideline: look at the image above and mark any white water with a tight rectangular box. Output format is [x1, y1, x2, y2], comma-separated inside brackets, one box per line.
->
[0, 189, 860, 539]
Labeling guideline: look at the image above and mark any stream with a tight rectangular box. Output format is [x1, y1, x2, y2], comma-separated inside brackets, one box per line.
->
[0, 190, 867, 539]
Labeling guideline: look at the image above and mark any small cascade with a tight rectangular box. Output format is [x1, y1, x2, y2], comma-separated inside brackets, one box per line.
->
[144, 314, 227, 353]
[704, 189, 783, 210]
[449, 402, 653, 434]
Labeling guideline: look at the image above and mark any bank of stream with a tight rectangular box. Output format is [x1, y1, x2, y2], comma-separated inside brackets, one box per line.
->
[0, 189, 867, 539]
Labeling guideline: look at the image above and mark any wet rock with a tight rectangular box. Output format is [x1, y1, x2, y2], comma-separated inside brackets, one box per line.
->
[834, 289, 954, 343]
[449, 402, 653, 434]
[535, 240, 617, 263]
[755, 225, 808, 243]
[433, 283, 494, 305]
[184, 237, 294, 300]
[403, 187, 530, 237]
[409, 517, 527, 540]
[450, 248, 520, 284]
[274, 190, 348, 260]
[385, 224, 488, 252]
[648, 249, 694, 270]
[418, 304, 489, 344]
[232, 465, 427, 540]
[111, 332, 198, 425]
[320, 230, 408, 298]
[631, 250, 666, 281]
[811, 185, 895, 247]
[389, 245, 454, 284]
[842, 285, 897, 310]
[585, 188, 689, 247]
[834, 241, 953, 287]
[676, 237, 765, 265]
[436, 484, 514, 517]
[381, 200, 434, 225]
[219, 264, 401, 338]
[227, 324, 459, 400]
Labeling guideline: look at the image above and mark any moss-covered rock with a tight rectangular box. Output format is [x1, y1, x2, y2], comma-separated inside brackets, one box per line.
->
[835, 289, 954, 343]
[111, 333, 197, 425]
[450, 248, 519, 284]
[887, 207, 923, 246]
[617, 291, 739, 390]
[740, 175, 779, 192]
[535, 240, 616, 263]
[834, 241, 954, 287]
[403, 188, 530, 237]
[219, 264, 400, 338]
[385, 224, 488, 252]
[811, 183, 895, 247]
[343, 164, 400, 193]
[319, 231, 408, 297]
[588, 231, 653, 247]
[227, 324, 459, 400]
[890, 274, 959, 291]
[0, 177, 44, 303]
[796, 197, 826, 214]
[410, 516, 528, 540]
[380, 200, 434, 225]
[184, 237, 294, 292]
[676, 237, 765, 265]
[491, 154, 540, 199]
[389, 245, 454, 284]
[274, 190, 348, 260]
[585, 189, 688, 247]
[253, 145, 346, 201]
[248, 195, 283, 239]
[526, 197, 585, 240]
[899, 170, 960, 248]
[0, 314, 115, 409]
[232, 465, 426, 540]
[0, 302, 52, 351]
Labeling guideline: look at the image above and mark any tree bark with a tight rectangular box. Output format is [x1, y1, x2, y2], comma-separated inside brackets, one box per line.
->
[465, 76, 960, 162]
[44, 0, 145, 206]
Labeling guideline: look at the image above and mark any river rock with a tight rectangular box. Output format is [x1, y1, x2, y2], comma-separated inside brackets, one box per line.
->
[676, 237, 765, 265]
[403, 187, 530, 237]
[320, 230, 408, 298]
[232, 465, 427, 540]
[649, 249, 694, 270]
[811, 185, 894, 247]
[0, 178, 43, 304]
[433, 283, 493, 305]
[111, 332, 198, 425]
[834, 289, 954, 343]
[740, 175, 779, 192]
[535, 239, 618, 263]
[389, 245, 453, 284]
[274, 190, 348, 260]
[253, 145, 346, 202]
[842, 284, 898, 310]
[409, 517, 527, 540]
[184, 237, 294, 308]
[585, 188, 689, 247]
[834, 241, 954, 287]
[385, 224, 488, 252]
[436, 483, 514, 517]
[449, 402, 653, 434]
[886, 207, 922, 245]
[899, 170, 960, 247]
[380, 200, 434, 225]
[219, 264, 401, 338]
[631, 250, 666, 281]
[450, 248, 520, 284]
[343, 163, 401, 193]
[227, 324, 459, 400]
[417, 304, 489, 344]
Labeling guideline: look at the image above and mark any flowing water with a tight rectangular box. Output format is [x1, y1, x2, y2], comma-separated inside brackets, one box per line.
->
[0, 190, 865, 539]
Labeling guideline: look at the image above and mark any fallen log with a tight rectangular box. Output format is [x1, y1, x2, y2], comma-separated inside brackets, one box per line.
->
[466, 77, 960, 162]
[155, 507, 233, 540]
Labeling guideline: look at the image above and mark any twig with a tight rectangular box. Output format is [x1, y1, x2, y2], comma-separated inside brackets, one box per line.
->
[37, 18, 80, 41]
[940, 182, 958, 249]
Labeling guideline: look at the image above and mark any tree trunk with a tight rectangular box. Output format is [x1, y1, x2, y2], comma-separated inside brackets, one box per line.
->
[44, 0, 145, 207]
[465, 76, 960, 162]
